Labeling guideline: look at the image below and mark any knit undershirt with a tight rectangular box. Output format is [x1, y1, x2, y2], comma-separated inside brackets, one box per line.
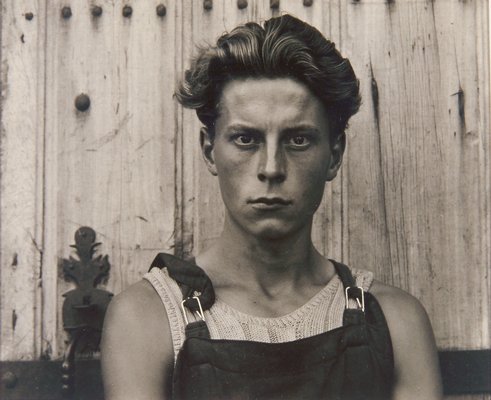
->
[143, 265, 374, 361]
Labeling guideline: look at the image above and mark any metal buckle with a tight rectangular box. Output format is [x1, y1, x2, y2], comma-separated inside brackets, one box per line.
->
[344, 286, 365, 312]
[180, 296, 206, 324]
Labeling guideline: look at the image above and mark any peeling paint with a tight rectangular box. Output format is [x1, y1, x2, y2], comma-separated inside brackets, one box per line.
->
[452, 87, 466, 129]
[369, 61, 380, 132]
[457, 89, 465, 127]
[29, 233, 43, 256]
[12, 309, 17, 331]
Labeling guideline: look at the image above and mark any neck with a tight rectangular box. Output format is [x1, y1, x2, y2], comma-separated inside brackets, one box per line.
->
[197, 213, 330, 293]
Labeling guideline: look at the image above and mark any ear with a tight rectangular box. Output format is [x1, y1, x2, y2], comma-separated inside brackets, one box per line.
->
[200, 127, 218, 176]
[326, 133, 346, 181]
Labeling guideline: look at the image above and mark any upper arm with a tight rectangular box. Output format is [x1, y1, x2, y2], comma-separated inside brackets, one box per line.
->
[371, 281, 443, 400]
[101, 280, 174, 400]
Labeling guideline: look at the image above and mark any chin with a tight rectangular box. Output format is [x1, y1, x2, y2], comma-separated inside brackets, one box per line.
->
[248, 221, 301, 241]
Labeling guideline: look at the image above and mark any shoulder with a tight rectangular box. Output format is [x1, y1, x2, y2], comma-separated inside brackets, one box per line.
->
[370, 280, 426, 321]
[101, 279, 174, 399]
[103, 279, 171, 346]
[105, 279, 166, 322]
[370, 280, 443, 399]
[369, 280, 437, 350]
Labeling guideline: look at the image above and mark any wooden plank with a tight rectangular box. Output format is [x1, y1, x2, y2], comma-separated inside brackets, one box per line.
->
[42, 0, 179, 357]
[341, 0, 490, 353]
[305, 0, 345, 261]
[174, 0, 196, 260]
[338, 0, 391, 285]
[0, 0, 46, 360]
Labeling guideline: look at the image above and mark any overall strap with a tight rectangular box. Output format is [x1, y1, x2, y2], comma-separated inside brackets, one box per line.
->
[330, 260, 366, 324]
[330, 260, 356, 289]
[150, 253, 215, 339]
[150, 253, 216, 313]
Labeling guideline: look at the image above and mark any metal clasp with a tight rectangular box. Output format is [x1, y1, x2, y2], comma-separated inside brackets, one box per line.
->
[345, 286, 365, 312]
[180, 296, 206, 324]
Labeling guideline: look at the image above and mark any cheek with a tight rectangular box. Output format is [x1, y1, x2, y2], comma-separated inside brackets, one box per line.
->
[214, 144, 256, 178]
[291, 151, 330, 183]
[292, 157, 330, 209]
[213, 148, 251, 201]
[300, 176, 326, 209]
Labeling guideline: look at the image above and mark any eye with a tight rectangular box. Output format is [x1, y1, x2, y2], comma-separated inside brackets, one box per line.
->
[287, 135, 311, 149]
[232, 134, 259, 147]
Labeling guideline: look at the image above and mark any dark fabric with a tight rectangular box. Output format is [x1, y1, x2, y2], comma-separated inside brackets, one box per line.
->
[185, 321, 211, 340]
[331, 259, 356, 288]
[150, 253, 215, 312]
[151, 253, 394, 400]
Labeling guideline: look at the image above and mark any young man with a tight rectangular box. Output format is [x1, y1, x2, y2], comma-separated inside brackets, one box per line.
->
[101, 15, 442, 399]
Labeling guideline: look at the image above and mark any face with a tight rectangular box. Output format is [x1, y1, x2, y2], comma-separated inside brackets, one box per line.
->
[201, 77, 344, 240]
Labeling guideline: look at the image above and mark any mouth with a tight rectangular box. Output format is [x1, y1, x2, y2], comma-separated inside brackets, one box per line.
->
[249, 197, 292, 205]
[248, 197, 292, 210]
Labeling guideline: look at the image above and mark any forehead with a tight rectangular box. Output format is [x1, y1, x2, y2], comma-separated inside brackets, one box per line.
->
[216, 77, 329, 131]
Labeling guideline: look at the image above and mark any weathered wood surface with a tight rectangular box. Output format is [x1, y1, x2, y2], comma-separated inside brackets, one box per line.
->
[42, 0, 181, 358]
[342, 0, 490, 352]
[0, 4, 489, 400]
[0, 0, 46, 360]
[2, 0, 181, 360]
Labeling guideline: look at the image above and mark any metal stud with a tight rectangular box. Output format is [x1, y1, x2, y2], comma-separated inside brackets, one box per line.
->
[91, 5, 103, 17]
[156, 4, 166, 17]
[237, 0, 248, 9]
[203, 0, 213, 10]
[270, 0, 280, 9]
[75, 94, 91, 112]
[303, 0, 313, 6]
[61, 6, 72, 19]
[25, 12, 34, 20]
[122, 5, 133, 17]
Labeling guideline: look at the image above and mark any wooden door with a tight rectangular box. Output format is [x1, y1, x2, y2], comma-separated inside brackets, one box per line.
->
[1, 1, 489, 398]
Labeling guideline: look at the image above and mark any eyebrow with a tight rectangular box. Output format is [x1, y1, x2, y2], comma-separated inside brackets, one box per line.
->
[282, 126, 321, 135]
[226, 125, 262, 135]
[226, 124, 321, 135]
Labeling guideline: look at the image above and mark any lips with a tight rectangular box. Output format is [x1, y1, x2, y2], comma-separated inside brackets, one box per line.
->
[248, 197, 292, 210]
[249, 197, 292, 205]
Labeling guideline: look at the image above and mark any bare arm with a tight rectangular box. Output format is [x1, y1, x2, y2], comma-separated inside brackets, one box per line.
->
[371, 281, 443, 400]
[101, 280, 174, 400]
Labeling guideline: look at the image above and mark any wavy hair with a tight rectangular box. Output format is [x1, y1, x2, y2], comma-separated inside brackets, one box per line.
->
[175, 14, 361, 140]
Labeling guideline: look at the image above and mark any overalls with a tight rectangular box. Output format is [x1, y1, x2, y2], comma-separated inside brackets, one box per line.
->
[150, 253, 394, 400]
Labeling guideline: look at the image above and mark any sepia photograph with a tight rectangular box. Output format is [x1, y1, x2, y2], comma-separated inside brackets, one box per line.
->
[0, 1, 489, 399]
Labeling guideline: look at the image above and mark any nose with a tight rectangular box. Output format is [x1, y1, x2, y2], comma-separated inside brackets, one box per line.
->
[257, 141, 286, 183]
